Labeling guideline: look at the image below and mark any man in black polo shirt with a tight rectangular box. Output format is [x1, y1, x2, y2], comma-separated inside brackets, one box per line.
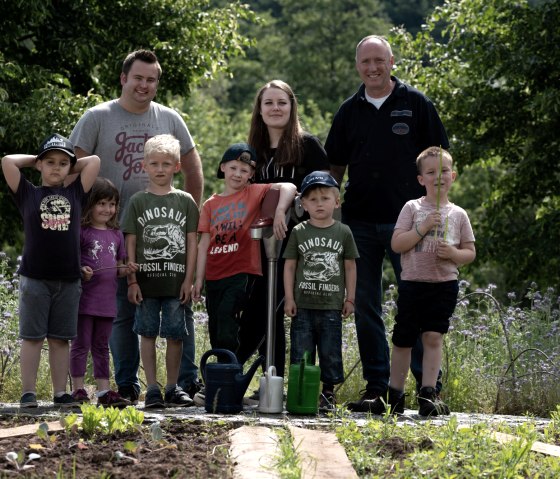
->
[325, 35, 449, 412]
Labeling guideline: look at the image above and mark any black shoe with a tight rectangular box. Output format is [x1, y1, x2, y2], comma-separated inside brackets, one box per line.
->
[184, 379, 203, 399]
[144, 388, 165, 408]
[369, 386, 405, 415]
[118, 385, 140, 406]
[418, 387, 450, 417]
[53, 393, 80, 408]
[346, 389, 381, 412]
[243, 389, 259, 406]
[319, 391, 336, 413]
[164, 386, 194, 407]
[20, 392, 38, 408]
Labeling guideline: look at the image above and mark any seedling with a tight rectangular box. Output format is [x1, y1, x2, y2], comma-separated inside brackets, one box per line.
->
[4, 451, 40, 471]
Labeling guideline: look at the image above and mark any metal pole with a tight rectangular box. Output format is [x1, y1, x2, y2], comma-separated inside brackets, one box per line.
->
[265, 258, 277, 371]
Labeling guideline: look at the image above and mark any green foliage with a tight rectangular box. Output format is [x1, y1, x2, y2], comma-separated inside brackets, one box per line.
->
[390, 0, 560, 291]
[63, 404, 145, 437]
[338, 416, 560, 478]
[0, 0, 256, 249]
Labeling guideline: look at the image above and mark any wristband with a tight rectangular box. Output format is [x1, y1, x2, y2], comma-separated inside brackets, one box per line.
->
[415, 223, 426, 239]
[128, 282, 138, 287]
[345, 299, 354, 306]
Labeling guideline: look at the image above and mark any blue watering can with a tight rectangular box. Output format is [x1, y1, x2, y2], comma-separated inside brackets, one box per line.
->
[200, 348, 264, 413]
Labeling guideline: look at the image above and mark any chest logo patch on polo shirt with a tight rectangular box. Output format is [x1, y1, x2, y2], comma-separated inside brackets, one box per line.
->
[392, 122, 410, 135]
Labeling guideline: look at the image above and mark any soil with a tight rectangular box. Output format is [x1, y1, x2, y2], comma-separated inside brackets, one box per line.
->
[0, 416, 233, 478]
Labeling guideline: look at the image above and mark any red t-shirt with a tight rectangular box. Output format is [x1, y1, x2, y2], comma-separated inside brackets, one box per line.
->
[199, 184, 272, 281]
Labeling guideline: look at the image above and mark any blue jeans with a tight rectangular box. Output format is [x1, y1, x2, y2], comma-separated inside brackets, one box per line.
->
[110, 278, 198, 392]
[290, 309, 344, 386]
[344, 217, 436, 393]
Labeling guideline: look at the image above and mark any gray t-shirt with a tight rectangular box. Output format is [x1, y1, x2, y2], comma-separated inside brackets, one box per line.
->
[70, 99, 195, 221]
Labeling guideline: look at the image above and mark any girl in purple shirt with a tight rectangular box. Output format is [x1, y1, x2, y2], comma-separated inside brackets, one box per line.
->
[70, 178, 131, 407]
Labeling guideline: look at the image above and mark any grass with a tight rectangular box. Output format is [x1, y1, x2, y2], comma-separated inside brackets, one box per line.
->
[1, 252, 560, 476]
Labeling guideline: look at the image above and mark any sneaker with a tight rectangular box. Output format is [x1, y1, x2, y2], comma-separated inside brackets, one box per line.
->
[164, 386, 194, 407]
[369, 386, 405, 415]
[20, 392, 38, 408]
[97, 390, 132, 408]
[118, 385, 140, 406]
[71, 388, 90, 404]
[319, 391, 336, 413]
[346, 389, 381, 412]
[243, 389, 260, 406]
[193, 387, 205, 407]
[417, 387, 450, 417]
[184, 379, 203, 399]
[53, 393, 80, 408]
[144, 388, 165, 408]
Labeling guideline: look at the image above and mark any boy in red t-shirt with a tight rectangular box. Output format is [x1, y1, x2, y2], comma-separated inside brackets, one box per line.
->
[193, 143, 296, 356]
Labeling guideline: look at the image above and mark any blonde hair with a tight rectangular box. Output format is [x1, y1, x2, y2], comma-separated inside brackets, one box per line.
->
[416, 146, 453, 174]
[144, 134, 180, 163]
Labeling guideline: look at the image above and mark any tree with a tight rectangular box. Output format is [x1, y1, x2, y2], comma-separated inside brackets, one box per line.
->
[0, 0, 256, 248]
[390, 0, 560, 291]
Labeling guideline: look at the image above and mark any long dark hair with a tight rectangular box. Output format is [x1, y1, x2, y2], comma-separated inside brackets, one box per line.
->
[81, 177, 120, 229]
[248, 80, 304, 169]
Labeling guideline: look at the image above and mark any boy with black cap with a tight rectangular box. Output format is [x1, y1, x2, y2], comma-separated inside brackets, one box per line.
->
[193, 143, 296, 373]
[1, 133, 100, 408]
[283, 171, 359, 412]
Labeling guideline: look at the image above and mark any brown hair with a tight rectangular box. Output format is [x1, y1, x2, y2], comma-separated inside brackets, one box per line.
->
[81, 177, 120, 229]
[122, 50, 162, 79]
[248, 80, 304, 169]
[416, 146, 453, 174]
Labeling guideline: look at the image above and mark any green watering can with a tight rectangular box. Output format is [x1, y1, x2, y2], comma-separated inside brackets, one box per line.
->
[286, 351, 321, 414]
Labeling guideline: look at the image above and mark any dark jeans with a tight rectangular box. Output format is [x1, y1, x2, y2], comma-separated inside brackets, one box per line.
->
[290, 308, 344, 386]
[344, 217, 441, 394]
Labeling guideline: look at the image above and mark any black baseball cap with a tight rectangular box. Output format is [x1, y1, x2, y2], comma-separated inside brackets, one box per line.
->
[37, 133, 77, 164]
[217, 143, 257, 178]
[300, 171, 339, 197]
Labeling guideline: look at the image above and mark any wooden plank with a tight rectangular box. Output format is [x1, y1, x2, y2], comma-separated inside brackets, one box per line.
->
[229, 425, 281, 479]
[491, 431, 560, 457]
[0, 420, 64, 438]
[289, 425, 359, 479]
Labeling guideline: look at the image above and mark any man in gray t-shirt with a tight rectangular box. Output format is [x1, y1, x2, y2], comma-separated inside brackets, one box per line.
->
[70, 50, 203, 404]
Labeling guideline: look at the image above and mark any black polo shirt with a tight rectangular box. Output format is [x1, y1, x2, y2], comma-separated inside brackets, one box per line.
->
[325, 77, 449, 223]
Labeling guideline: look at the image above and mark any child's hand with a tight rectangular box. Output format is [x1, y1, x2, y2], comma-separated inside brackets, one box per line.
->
[127, 284, 142, 305]
[421, 210, 442, 232]
[180, 280, 193, 304]
[284, 298, 297, 317]
[127, 261, 139, 273]
[192, 279, 203, 303]
[117, 265, 132, 277]
[436, 241, 456, 260]
[342, 300, 355, 319]
[273, 210, 289, 240]
[81, 266, 93, 282]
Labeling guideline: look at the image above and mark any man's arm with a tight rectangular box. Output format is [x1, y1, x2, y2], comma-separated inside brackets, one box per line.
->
[181, 147, 203, 207]
[329, 165, 346, 186]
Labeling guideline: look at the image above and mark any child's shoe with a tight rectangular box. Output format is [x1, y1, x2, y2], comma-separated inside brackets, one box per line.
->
[319, 391, 336, 413]
[97, 390, 132, 408]
[71, 388, 90, 404]
[53, 393, 80, 408]
[117, 385, 140, 406]
[193, 387, 206, 406]
[164, 386, 194, 407]
[369, 386, 405, 415]
[417, 387, 450, 417]
[144, 388, 165, 408]
[20, 392, 38, 408]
